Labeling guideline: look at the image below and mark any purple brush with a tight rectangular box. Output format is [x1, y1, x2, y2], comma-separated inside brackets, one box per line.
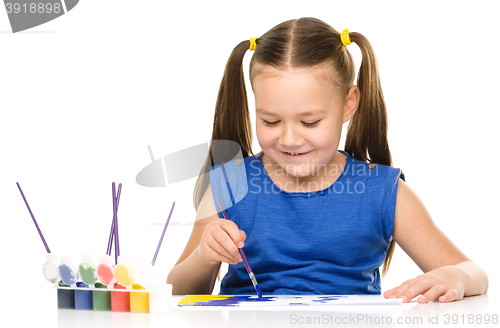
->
[16, 182, 51, 253]
[106, 183, 122, 256]
[217, 198, 262, 298]
[151, 201, 175, 266]
[112, 183, 122, 265]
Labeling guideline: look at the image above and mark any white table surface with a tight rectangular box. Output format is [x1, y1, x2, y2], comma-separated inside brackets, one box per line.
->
[3, 289, 497, 328]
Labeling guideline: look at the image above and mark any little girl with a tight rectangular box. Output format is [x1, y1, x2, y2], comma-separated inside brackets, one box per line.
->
[167, 17, 488, 303]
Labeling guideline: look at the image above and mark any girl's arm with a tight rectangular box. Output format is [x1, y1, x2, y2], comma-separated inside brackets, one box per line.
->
[383, 179, 488, 303]
[167, 184, 245, 295]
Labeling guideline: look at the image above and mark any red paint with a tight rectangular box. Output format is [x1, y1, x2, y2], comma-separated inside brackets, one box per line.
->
[111, 283, 130, 312]
[97, 263, 115, 286]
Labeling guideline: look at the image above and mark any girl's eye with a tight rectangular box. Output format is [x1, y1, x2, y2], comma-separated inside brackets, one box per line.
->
[303, 120, 320, 128]
[264, 120, 280, 127]
[263, 120, 321, 127]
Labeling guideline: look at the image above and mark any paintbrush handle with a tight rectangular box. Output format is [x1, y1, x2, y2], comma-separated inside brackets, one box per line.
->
[152, 201, 175, 266]
[115, 184, 122, 256]
[112, 183, 121, 265]
[216, 198, 262, 298]
[239, 248, 252, 274]
[217, 199, 256, 274]
[17, 182, 51, 253]
[106, 184, 121, 256]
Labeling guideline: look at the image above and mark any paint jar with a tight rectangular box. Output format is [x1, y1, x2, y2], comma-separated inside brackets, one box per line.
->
[115, 255, 134, 288]
[74, 282, 93, 310]
[135, 256, 155, 289]
[92, 282, 111, 311]
[96, 254, 115, 286]
[43, 253, 59, 284]
[59, 255, 79, 286]
[111, 283, 130, 312]
[149, 284, 172, 314]
[130, 284, 149, 313]
[57, 281, 75, 309]
[79, 254, 97, 285]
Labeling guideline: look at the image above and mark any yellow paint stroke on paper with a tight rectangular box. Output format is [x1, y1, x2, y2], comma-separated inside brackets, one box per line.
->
[178, 295, 234, 305]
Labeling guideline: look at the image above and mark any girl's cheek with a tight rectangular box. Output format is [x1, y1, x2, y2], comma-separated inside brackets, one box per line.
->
[256, 127, 272, 143]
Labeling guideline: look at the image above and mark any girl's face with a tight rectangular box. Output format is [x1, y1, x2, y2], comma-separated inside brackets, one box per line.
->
[252, 65, 359, 182]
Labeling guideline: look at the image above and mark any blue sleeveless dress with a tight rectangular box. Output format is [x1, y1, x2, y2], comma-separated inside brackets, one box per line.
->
[208, 150, 405, 295]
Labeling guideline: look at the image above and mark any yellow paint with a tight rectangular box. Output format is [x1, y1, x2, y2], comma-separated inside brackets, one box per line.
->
[130, 284, 149, 313]
[115, 264, 134, 287]
[178, 295, 233, 305]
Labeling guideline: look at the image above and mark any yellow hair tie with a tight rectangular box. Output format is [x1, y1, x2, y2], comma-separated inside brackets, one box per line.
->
[340, 29, 352, 46]
[249, 37, 257, 51]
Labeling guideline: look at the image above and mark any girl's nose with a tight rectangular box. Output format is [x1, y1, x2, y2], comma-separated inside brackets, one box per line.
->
[279, 124, 304, 147]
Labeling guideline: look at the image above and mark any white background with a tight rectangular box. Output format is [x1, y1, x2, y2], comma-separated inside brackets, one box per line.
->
[0, 0, 498, 313]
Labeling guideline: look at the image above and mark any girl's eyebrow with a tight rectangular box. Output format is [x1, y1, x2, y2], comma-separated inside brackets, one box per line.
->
[256, 108, 326, 116]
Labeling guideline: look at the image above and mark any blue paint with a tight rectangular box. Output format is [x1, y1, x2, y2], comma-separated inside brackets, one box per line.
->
[179, 295, 351, 307]
[75, 282, 93, 310]
[312, 296, 346, 303]
[256, 285, 262, 298]
[59, 263, 78, 285]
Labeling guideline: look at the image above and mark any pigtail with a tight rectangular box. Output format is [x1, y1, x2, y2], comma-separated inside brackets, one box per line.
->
[344, 33, 392, 166]
[344, 32, 394, 277]
[193, 40, 255, 211]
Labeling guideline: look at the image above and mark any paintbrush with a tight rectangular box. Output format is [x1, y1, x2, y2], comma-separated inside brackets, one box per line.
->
[112, 182, 121, 265]
[152, 201, 175, 266]
[106, 183, 121, 256]
[217, 198, 262, 298]
[16, 182, 51, 253]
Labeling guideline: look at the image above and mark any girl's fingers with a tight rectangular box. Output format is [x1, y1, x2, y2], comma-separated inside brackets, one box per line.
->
[206, 243, 239, 265]
[197, 242, 233, 265]
[438, 289, 461, 303]
[199, 235, 239, 265]
[199, 219, 245, 265]
[209, 231, 241, 263]
[239, 230, 246, 244]
[385, 267, 467, 303]
[383, 286, 398, 298]
[384, 277, 418, 300]
[416, 284, 447, 303]
[219, 220, 246, 249]
[398, 279, 437, 303]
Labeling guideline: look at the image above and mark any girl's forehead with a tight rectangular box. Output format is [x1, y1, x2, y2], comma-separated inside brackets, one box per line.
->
[252, 65, 343, 105]
[252, 64, 340, 90]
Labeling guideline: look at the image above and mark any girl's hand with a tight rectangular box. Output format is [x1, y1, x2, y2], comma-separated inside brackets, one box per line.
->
[197, 218, 247, 266]
[383, 264, 470, 303]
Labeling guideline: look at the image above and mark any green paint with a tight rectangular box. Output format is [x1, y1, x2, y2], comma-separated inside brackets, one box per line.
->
[92, 282, 111, 311]
[79, 262, 97, 285]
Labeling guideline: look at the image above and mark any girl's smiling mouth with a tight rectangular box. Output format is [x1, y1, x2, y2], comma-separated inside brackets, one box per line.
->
[281, 150, 311, 158]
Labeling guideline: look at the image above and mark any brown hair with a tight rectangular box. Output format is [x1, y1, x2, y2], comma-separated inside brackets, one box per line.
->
[193, 17, 396, 277]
